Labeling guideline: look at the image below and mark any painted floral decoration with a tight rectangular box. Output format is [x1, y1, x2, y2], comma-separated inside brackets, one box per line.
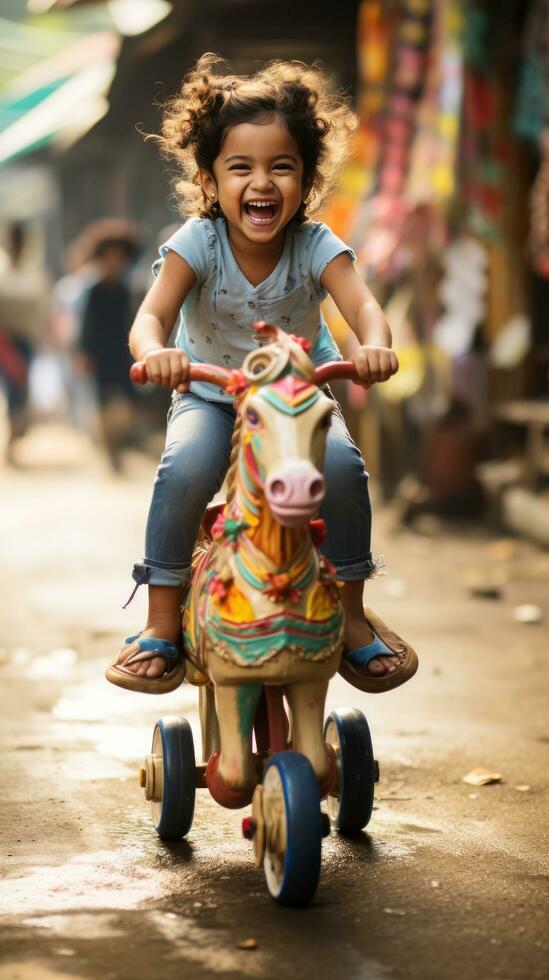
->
[265, 572, 301, 604]
[226, 369, 248, 395]
[212, 512, 249, 548]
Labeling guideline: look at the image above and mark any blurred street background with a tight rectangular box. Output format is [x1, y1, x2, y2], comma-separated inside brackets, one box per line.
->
[0, 1, 548, 978]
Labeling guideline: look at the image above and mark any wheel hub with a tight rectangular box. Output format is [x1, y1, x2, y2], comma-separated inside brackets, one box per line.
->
[250, 784, 266, 867]
[139, 752, 163, 802]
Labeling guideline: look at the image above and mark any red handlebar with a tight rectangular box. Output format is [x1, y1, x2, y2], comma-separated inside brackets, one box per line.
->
[130, 359, 361, 389]
[313, 361, 360, 386]
[129, 363, 148, 385]
[130, 361, 232, 388]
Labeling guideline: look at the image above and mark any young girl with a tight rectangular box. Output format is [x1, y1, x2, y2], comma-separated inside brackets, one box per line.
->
[107, 54, 418, 695]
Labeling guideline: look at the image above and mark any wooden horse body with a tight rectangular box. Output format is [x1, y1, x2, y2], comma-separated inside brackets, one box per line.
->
[182, 324, 345, 801]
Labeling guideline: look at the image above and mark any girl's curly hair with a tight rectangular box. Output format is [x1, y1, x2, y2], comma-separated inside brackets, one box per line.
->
[154, 53, 357, 223]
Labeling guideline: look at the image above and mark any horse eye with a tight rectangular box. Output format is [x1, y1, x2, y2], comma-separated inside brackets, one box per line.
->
[319, 414, 332, 430]
[246, 408, 261, 428]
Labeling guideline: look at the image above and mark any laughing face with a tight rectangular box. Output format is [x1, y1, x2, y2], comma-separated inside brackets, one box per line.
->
[201, 113, 306, 251]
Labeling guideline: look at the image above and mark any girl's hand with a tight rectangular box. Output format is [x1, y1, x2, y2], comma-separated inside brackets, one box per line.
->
[142, 348, 190, 392]
[352, 346, 399, 388]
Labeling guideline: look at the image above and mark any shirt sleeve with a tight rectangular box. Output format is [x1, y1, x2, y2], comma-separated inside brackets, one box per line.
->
[307, 222, 357, 297]
[154, 218, 209, 283]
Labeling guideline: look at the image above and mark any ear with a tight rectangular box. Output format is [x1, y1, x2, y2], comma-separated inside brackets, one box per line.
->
[199, 170, 218, 203]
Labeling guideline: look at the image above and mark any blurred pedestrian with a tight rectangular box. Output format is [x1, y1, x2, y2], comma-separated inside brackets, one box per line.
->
[0, 221, 49, 463]
[76, 221, 140, 471]
[49, 230, 100, 433]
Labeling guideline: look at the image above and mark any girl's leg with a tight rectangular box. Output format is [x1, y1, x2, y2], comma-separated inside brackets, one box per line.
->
[318, 401, 397, 677]
[118, 393, 235, 677]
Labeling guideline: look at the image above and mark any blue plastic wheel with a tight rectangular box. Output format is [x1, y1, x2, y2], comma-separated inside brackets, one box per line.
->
[150, 716, 195, 840]
[324, 707, 375, 834]
[261, 751, 322, 906]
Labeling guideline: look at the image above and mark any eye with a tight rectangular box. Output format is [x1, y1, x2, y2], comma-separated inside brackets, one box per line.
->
[319, 413, 332, 430]
[229, 164, 249, 171]
[246, 407, 262, 429]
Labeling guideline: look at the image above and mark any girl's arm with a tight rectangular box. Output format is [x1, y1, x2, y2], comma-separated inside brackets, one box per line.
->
[320, 253, 398, 387]
[130, 250, 197, 391]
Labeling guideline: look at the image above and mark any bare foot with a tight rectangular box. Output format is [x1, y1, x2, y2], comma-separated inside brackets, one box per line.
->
[343, 613, 398, 676]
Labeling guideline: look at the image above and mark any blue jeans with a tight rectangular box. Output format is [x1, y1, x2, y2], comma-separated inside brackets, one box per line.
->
[132, 391, 375, 590]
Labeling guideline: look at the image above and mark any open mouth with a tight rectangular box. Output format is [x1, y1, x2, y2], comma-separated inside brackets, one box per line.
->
[244, 200, 279, 225]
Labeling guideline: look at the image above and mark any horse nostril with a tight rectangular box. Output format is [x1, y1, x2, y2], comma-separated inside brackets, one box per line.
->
[310, 478, 324, 498]
[270, 479, 286, 499]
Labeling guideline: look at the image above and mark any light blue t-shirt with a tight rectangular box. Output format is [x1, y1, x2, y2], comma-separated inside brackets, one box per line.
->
[156, 216, 356, 401]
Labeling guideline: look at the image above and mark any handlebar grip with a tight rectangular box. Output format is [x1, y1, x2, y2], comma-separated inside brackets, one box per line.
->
[130, 362, 148, 384]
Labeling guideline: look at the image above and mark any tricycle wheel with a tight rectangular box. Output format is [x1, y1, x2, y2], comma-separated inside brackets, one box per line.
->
[146, 716, 196, 840]
[262, 751, 322, 907]
[324, 707, 375, 834]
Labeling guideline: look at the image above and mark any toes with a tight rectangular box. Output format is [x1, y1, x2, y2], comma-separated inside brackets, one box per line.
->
[367, 654, 399, 675]
[117, 644, 139, 671]
[126, 656, 151, 677]
[116, 644, 167, 677]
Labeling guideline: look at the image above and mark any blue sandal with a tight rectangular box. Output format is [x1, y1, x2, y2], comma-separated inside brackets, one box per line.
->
[106, 632, 186, 694]
[338, 608, 418, 694]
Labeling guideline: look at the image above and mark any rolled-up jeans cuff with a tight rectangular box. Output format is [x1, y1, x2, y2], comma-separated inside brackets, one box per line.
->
[132, 560, 192, 589]
[328, 553, 381, 582]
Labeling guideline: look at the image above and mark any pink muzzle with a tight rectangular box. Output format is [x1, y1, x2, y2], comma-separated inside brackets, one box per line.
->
[265, 461, 326, 526]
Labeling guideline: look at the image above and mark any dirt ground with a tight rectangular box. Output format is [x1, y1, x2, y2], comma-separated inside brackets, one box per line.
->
[0, 424, 548, 980]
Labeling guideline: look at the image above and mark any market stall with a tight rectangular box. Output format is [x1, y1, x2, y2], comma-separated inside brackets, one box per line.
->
[321, 0, 548, 534]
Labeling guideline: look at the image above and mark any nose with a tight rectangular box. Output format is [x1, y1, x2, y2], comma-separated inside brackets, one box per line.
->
[251, 170, 273, 190]
[265, 461, 326, 525]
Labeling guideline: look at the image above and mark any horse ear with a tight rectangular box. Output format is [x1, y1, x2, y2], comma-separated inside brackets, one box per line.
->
[312, 361, 360, 387]
[252, 321, 281, 344]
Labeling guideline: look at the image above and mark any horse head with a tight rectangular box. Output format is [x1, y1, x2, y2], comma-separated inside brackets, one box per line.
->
[130, 321, 359, 533]
[232, 323, 334, 528]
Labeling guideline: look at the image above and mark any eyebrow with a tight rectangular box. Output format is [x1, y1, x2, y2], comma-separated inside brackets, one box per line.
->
[223, 154, 298, 164]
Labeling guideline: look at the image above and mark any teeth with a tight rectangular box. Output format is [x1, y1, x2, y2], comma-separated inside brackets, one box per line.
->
[247, 201, 276, 208]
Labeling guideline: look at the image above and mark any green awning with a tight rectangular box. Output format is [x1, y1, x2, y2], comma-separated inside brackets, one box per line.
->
[0, 59, 116, 163]
[0, 1, 170, 163]
[0, 21, 119, 164]
[0, 76, 70, 132]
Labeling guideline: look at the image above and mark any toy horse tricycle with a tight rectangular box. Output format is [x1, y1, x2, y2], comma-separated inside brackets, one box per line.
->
[133, 323, 379, 906]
